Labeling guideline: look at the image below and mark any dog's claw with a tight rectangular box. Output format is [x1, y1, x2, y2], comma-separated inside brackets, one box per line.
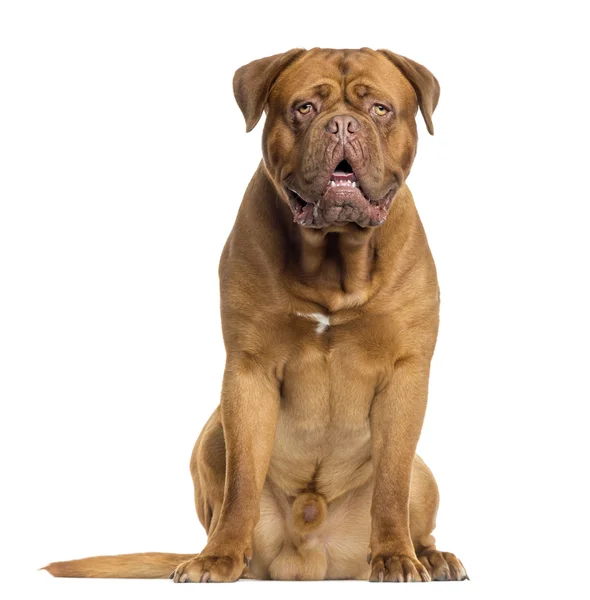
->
[417, 549, 467, 581]
[369, 552, 433, 582]
[170, 552, 243, 583]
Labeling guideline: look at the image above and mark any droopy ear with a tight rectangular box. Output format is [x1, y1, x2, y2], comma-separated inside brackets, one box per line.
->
[233, 49, 306, 132]
[378, 50, 440, 135]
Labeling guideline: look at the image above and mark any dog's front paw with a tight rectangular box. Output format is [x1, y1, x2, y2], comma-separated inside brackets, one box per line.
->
[369, 552, 431, 582]
[171, 548, 249, 583]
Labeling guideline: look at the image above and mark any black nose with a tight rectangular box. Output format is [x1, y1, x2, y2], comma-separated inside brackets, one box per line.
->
[325, 114, 361, 136]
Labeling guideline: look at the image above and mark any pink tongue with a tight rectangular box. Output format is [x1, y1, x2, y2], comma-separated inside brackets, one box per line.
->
[331, 171, 357, 182]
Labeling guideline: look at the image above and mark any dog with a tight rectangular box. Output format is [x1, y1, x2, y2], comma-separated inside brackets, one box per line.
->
[44, 48, 468, 583]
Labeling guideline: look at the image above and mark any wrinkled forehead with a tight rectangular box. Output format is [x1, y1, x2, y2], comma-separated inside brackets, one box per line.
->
[269, 48, 417, 111]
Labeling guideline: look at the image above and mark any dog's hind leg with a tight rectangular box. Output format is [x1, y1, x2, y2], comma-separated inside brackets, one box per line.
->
[190, 408, 227, 537]
[410, 455, 468, 581]
[42, 413, 228, 580]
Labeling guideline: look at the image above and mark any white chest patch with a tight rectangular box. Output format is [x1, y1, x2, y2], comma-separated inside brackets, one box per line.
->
[296, 312, 330, 334]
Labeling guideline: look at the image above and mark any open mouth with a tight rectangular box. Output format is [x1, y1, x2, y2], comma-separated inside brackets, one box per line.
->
[288, 160, 394, 228]
[329, 159, 359, 189]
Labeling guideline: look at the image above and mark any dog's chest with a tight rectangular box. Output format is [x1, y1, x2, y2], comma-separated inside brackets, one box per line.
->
[281, 310, 381, 422]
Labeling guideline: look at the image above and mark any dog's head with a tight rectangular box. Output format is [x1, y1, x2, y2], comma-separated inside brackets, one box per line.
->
[233, 48, 439, 229]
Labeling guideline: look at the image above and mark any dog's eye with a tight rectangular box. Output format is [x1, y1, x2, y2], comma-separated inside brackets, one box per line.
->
[297, 103, 313, 115]
[373, 104, 389, 116]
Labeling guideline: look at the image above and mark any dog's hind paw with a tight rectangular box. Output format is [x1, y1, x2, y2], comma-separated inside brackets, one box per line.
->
[417, 549, 468, 581]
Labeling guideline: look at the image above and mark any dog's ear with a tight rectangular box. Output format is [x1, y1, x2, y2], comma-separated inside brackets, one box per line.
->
[233, 49, 306, 132]
[378, 50, 440, 135]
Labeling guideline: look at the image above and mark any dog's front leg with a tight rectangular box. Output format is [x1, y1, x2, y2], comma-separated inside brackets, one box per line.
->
[368, 357, 432, 583]
[172, 353, 279, 583]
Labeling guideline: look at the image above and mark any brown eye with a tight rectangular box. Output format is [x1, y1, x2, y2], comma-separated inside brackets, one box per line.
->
[373, 104, 389, 116]
[297, 103, 313, 115]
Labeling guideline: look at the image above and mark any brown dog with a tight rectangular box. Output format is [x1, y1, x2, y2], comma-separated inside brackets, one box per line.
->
[44, 48, 467, 583]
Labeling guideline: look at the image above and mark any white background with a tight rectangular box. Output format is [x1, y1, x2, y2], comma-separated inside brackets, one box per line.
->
[1, 1, 589, 598]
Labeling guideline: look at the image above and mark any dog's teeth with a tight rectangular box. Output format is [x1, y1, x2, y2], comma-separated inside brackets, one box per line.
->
[330, 181, 335, 186]
[352, 182, 356, 187]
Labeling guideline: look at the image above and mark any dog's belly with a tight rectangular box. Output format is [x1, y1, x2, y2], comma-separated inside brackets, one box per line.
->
[267, 320, 377, 500]
[267, 416, 372, 500]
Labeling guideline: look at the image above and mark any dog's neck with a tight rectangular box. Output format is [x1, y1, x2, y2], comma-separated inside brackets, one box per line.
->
[244, 163, 419, 313]
[295, 225, 377, 297]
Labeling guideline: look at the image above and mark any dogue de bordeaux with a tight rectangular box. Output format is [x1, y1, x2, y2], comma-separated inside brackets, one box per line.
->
[44, 48, 468, 583]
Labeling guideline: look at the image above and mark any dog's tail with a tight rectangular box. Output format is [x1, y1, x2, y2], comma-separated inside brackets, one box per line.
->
[42, 552, 197, 579]
[43, 493, 328, 578]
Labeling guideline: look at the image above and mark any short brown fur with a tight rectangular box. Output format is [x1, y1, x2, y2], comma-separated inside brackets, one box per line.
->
[44, 48, 467, 584]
